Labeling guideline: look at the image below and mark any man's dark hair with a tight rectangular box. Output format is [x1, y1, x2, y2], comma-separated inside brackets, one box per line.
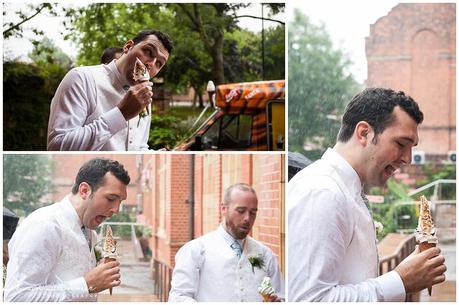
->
[132, 29, 174, 54]
[71, 158, 130, 195]
[100, 47, 123, 64]
[337, 88, 424, 143]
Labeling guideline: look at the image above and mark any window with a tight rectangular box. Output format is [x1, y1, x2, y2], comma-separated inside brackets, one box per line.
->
[202, 114, 252, 150]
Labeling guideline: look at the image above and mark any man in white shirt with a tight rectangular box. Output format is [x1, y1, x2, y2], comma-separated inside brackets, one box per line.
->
[169, 183, 285, 302]
[5, 158, 130, 301]
[47, 29, 173, 151]
[288, 88, 447, 301]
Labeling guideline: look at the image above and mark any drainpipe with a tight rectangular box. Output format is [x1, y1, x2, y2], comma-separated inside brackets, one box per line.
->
[188, 155, 195, 240]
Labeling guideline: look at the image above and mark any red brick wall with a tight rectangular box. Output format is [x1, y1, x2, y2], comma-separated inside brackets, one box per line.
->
[366, 3, 456, 158]
[252, 154, 285, 271]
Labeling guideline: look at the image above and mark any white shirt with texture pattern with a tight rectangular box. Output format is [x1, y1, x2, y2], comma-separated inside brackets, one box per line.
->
[47, 60, 150, 151]
[288, 148, 406, 302]
[4, 196, 97, 302]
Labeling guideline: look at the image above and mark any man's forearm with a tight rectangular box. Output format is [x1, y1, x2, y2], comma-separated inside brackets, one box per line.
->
[48, 107, 126, 151]
[5, 277, 91, 302]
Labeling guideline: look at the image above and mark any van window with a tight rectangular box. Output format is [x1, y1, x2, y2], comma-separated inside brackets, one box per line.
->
[202, 115, 252, 150]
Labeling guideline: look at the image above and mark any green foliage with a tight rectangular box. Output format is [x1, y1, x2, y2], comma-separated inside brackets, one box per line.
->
[264, 25, 286, 80]
[288, 9, 361, 160]
[148, 114, 189, 149]
[3, 59, 68, 150]
[29, 37, 73, 68]
[370, 179, 416, 239]
[3, 155, 54, 217]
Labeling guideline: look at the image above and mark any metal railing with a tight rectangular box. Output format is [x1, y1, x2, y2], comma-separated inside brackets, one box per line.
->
[152, 258, 173, 302]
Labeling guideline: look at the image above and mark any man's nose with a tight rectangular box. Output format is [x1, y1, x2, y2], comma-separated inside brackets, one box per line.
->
[401, 148, 412, 165]
[109, 202, 121, 216]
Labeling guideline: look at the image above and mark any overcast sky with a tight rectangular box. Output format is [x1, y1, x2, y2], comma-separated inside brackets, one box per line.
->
[3, 3, 284, 62]
[287, 0, 401, 83]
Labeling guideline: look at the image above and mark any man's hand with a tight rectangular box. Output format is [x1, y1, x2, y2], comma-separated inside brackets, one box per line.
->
[395, 246, 446, 294]
[118, 82, 153, 120]
[84, 260, 121, 293]
[267, 294, 284, 302]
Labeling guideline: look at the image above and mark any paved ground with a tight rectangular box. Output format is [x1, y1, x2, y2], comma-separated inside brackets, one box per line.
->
[97, 240, 157, 301]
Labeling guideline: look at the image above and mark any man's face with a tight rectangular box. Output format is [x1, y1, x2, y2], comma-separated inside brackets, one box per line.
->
[221, 189, 258, 240]
[361, 106, 419, 187]
[123, 34, 169, 84]
[81, 172, 127, 229]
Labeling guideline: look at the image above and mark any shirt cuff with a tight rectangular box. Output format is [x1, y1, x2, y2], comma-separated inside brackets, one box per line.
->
[102, 107, 127, 135]
[66, 276, 90, 300]
[376, 270, 406, 302]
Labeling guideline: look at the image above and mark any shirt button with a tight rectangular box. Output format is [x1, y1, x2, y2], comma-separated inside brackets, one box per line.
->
[129, 141, 132, 144]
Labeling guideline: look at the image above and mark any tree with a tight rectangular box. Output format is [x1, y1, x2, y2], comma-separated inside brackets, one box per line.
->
[29, 36, 73, 68]
[3, 3, 57, 39]
[3, 155, 54, 217]
[288, 10, 361, 160]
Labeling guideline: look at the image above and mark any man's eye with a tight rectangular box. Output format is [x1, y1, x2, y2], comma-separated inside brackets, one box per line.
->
[396, 142, 405, 148]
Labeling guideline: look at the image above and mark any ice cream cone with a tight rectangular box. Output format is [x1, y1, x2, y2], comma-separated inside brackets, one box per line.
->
[103, 226, 118, 296]
[261, 293, 272, 302]
[415, 196, 438, 297]
[132, 57, 151, 117]
[103, 257, 117, 295]
[258, 276, 275, 302]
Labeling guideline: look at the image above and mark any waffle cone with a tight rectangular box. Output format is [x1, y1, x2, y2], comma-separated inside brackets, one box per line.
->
[104, 257, 117, 295]
[261, 293, 272, 302]
[419, 242, 436, 296]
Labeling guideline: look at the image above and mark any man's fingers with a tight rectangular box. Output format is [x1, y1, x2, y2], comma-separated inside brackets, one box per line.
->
[432, 263, 447, 276]
[429, 254, 445, 267]
[420, 247, 441, 259]
[432, 274, 446, 285]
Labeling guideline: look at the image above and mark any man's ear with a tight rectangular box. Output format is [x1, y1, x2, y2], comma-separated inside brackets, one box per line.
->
[220, 202, 227, 215]
[79, 182, 92, 200]
[123, 40, 134, 53]
[355, 121, 372, 146]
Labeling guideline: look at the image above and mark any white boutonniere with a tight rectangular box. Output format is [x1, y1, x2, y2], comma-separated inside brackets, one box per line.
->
[374, 221, 384, 233]
[248, 254, 265, 273]
[93, 241, 103, 264]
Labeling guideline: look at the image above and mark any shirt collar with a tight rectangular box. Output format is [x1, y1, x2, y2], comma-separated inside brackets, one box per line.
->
[59, 194, 84, 230]
[322, 148, 363, 196]
[105, 59, 130, 90]
[218, 224, 245, 248]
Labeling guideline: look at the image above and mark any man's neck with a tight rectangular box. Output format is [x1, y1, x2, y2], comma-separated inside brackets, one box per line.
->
[222, 222, 243, 241]
[333, 142, 365, 185]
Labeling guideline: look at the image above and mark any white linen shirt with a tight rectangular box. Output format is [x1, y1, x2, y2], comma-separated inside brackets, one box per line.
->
[47, 60, 150, 151]
[288, 148, 406, 302]
[4, 196, 97, 302]
[168, 225, 284, 302]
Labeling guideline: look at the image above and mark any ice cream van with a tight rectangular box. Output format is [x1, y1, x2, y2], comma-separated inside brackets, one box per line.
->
[175, 80, 285, 151]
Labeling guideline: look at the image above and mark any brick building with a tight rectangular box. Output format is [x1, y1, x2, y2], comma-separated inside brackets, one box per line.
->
[136, 154, 285, 273]
[366, 3, 456, 161]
